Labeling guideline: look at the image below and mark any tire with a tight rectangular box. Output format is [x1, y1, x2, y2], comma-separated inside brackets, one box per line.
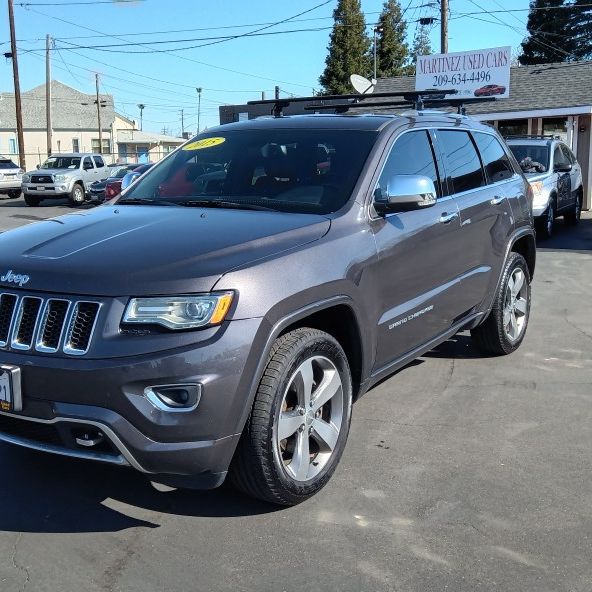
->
[7, 189, 21, 199]
[230, 328, 353, 506]
[23, 194, 41, 207]
[68, 183, 85, 207]
[536, 198, 555, 240]
[471, 252, 531, 356]
[564, 191, 582, 226]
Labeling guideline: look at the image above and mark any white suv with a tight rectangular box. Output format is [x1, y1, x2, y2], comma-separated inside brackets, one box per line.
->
[21, 153, 110, 208]
[0, 156, 24, 200]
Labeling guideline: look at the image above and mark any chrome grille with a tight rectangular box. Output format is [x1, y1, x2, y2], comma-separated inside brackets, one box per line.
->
[0, 292, 100, 355]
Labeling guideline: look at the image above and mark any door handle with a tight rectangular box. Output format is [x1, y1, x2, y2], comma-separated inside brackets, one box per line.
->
[439, 212, 458, 224]
[490, 196, 505, 205]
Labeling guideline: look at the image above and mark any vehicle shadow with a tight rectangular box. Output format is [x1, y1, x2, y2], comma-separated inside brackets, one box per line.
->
[0, 444, 281, 534]
[536, 214, 592, 253]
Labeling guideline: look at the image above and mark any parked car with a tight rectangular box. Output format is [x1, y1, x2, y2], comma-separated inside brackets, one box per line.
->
[0, 110, 535, 505]
[119, 163, 153, 192]
[474, 84, 506, 97]
[506, 136, 583, 238]
[87, 165, 140, 203]
[21, 153, 110, 207]
[0, 157, 24, 199]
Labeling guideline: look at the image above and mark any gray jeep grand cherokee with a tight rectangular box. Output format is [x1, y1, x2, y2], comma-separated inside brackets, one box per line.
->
[0, 108, 535, 505]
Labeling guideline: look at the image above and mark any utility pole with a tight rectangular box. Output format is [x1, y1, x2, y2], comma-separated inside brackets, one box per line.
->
[440, 0, 448, 54]
[196, 87, 202, 134]
[274, 86, 280, 99]
[180, 109, 185, 136]
[8, 0, 26, 170]
[373, 26, 383, 80]
[46, 34, 53, 157]
[95, 73, 102, 154]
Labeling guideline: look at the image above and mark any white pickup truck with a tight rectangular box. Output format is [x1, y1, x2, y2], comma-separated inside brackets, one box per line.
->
[21, 153, 110, 207]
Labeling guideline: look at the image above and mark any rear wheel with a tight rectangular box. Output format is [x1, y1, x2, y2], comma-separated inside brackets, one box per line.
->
[68, 183, 85, 207]
[471, 252, 531, 355]
[23, 194, 41, 207]
[536, 198, 555, 240]
[7, 189, 21, 199]
[230, 328, 352, 505]
[564, 192, 582, 225]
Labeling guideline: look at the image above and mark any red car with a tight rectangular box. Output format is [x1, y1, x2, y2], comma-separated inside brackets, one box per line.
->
[474, 84, 506, 97]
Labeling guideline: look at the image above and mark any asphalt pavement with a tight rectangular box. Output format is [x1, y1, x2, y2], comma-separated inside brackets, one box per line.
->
[1, 193, 592, 592]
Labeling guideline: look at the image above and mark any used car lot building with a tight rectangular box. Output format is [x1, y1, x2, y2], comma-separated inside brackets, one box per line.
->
[219, 60, 592, 211]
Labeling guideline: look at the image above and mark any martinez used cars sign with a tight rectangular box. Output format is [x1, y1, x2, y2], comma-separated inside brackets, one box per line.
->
[415, 46, 511, 100]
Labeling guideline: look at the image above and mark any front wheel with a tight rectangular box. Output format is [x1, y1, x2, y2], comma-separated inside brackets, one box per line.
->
[68, 183, 85, 207]
[471, 252, 531, 355]
[23, 193, 41, 207]
[536, 199, 555, 240]
[230, 328, 353, 506]
[7, 189, 21, 199]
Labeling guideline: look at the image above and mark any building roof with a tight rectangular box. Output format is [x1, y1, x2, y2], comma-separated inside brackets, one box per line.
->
[116, 129, 184, 145]
[374, 61, 592, 116]
[0, 80, 119, 131]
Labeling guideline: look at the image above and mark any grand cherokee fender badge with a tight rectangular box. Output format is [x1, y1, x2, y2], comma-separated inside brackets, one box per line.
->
[0, 269, 30, 287]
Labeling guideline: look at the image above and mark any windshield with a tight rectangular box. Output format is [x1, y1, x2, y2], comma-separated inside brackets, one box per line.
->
[508, 144, 550, 173]
[110, 166, 135, 179]
[0, 159, 18, 169]
[41, 156, 81, 170]
[119, 129, 378, 214]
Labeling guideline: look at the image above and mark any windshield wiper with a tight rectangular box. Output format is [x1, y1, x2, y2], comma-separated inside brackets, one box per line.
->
[182, 199, 276, 211]
[116, 197, 178, 207]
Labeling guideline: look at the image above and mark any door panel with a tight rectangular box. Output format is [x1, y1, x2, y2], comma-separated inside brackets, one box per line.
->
[370, 129, 468, 370]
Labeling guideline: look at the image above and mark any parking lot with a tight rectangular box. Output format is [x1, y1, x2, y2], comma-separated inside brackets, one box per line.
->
[0, 194, 591, 592]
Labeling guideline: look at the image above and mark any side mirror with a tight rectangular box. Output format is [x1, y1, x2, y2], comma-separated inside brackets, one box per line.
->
[555, 163, 572, 173]
[36, 164, 40, 169]
[374, 175, 437, 214]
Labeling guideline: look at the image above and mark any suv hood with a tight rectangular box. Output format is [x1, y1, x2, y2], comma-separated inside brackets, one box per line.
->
[0, 205, 330, 296]
[27, 168, 75, 177]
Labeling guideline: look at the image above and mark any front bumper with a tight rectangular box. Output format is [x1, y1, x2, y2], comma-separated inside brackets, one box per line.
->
[22, 182, 72, 197]
[0, 317, 266, 487]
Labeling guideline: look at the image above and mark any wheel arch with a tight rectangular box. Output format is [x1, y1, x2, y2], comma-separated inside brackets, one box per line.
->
[510, 232, 536, 279]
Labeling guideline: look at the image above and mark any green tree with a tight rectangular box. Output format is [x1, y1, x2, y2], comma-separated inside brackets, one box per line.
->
[375, 0, 409, 78]
[519, 0, 575, 65]
[570, 0, 592, 59]
[319, 0, 371, 94]
[407, 25, 433, 74]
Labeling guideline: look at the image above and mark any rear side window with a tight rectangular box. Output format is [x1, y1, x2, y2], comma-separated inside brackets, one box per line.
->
[377, 130, 441, 197]
[472, 132, 515, 183]
[437, 130, 485, 194]
[93, 155, 105, 168]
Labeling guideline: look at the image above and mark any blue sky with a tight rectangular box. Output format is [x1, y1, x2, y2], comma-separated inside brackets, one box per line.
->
[1, 0, 531, 135]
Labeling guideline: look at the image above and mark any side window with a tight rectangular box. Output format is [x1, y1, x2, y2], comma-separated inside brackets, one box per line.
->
[83, 157, 94, 170]
[560, 144, 575, 164]
[437, 130, 485, 194]
[93, 155, 105, 168]
[472, 132, 515, 183]
[553, 145, 568, 169]
[377, 130, 442, 198]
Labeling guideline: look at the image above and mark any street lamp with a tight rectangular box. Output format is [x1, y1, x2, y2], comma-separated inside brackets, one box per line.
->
[373, 26, 383, 80]
[196, 88, 202, 134]
[137, 103, 145, 131]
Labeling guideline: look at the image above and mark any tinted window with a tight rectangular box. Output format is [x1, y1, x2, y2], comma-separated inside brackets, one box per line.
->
[0, 159, 18, 169]
[554, 145, 569, 169]
[122, 130, 377, 214]
[472, 132, 514, 183]
[377, 130, 441, 197]
[438, 130, 485, 194]
[560, 144, 575, 164]
[83, 157, 93, 170]
[93, 155, 105, 168]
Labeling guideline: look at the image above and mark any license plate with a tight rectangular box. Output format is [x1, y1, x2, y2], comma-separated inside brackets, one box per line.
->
[0, 366, 22, 412]
[37, 186, 45, 191]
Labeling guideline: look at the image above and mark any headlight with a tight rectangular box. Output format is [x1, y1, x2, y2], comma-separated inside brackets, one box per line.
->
[22, 174, 30, 183]
[54, 174, 67, 182]
[530, 181, 543, 197]
[122, 293, 234, 330]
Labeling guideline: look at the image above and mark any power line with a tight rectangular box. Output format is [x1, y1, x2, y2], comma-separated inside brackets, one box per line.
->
[17, 0, 145, 4]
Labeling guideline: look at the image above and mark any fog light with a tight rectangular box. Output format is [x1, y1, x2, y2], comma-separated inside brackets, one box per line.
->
[144, 384, 202, 412]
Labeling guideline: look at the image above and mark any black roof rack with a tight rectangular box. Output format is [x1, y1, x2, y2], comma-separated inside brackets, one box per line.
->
[505, 134, 557, 140]
[246, 89, 483, 117]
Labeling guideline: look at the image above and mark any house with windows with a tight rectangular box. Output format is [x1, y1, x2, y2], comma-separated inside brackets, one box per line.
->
[219, 60, 592, 210]
[0, 80, 184, 170]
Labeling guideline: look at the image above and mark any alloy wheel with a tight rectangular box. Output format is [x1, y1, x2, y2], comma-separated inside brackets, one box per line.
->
[546, 203, 554, 236]
[503, 268, 528, 342]
[275, 355, 344, 482]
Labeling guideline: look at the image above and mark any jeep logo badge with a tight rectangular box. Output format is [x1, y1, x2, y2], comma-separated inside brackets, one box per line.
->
[0, 270, 30, 287]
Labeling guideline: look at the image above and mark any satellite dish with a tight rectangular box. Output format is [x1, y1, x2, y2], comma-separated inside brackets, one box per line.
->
[350, 74, 376, 95]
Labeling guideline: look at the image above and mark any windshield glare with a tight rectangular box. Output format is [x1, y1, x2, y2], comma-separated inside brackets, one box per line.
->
[41, 156, 81, 170]
[120, 129, 378, 214]
[508, 144, 550, 173]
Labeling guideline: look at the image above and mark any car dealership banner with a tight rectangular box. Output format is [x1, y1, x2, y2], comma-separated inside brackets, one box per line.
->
[415, 46, 511, 100]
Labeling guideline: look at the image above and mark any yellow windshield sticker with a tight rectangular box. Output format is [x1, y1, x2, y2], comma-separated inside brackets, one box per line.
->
[183, 137, 226, 151]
